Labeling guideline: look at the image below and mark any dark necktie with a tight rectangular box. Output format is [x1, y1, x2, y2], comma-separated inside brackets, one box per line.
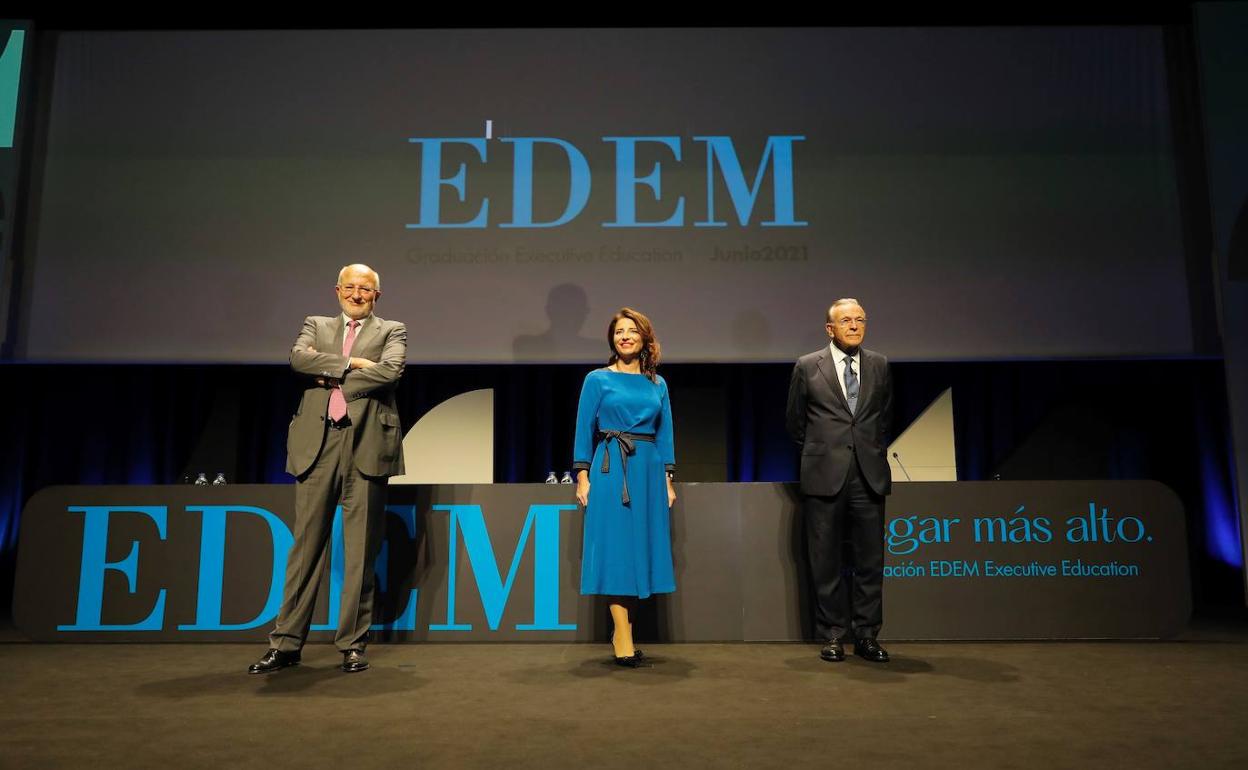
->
[844, 357, 859, 414]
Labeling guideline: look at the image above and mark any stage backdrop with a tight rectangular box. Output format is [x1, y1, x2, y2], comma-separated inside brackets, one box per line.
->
[18, 27, 1194, 363]
[13, 481, 1190, 642]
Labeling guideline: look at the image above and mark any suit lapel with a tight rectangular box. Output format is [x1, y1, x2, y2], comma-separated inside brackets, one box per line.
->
[330, 316, 345, 355]
[350, 315, 380, 355]
[856, 349, 872, 411]
[817, 348, 851, 413]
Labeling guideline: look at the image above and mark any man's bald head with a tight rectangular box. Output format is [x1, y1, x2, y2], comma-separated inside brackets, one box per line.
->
[338, 264, 380, 291]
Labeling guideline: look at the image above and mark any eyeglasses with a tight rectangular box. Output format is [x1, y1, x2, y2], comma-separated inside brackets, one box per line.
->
[832, 317, 867, 327]
[337, 284, 377, 296]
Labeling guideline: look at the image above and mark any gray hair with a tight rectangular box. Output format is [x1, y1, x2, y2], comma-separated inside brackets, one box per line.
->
[826, 298, 861, 323]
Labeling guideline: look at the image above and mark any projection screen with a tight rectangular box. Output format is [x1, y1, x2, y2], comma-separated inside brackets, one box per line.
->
[20, 27, 1191, 363]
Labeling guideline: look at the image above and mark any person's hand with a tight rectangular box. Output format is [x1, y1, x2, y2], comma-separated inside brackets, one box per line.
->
[576, 473, 590, 507]
[349, 357, 376, 370]
[667, 479, 677, 508]
[315, 377, 340, 388]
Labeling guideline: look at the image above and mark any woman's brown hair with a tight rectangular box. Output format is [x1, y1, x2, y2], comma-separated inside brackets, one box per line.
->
[607, 307, 661, 382]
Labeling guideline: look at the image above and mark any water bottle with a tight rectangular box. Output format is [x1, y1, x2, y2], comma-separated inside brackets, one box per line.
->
[559, 471, 573, 484]
[544, 471, 558, 484]
[212, 472, 227, 486]
[194, 472, 209, 486]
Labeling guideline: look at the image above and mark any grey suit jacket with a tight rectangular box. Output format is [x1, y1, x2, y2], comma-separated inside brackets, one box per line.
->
[286, 314, 407, 478]
[785, 345, 893, 497]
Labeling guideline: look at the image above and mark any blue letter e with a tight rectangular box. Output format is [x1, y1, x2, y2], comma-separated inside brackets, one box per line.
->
[58, 506, 168, 631]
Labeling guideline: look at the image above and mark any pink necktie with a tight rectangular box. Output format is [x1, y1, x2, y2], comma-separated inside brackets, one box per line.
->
[327, 320, 359, 422]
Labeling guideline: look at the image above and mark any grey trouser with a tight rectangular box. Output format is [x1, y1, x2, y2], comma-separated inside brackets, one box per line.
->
[270, 422, 386, 652]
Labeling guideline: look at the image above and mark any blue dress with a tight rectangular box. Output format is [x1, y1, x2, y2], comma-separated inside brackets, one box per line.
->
[573, 369, 676, 598]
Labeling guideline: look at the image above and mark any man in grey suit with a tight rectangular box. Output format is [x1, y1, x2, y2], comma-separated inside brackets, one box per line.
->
[249, 264, 406, 674]
[786, 298, 893, 664]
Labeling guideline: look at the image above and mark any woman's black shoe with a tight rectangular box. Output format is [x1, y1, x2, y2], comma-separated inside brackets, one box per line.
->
[611, 653, 643, 668]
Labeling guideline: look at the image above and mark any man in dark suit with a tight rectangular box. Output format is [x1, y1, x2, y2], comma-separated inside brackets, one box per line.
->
[249, 264, 406, 674]
[786, 298, 893, 663]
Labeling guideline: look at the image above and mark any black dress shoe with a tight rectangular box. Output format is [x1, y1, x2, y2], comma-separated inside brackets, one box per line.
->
[248, 648, 301, 674]
[342, 649, 370, 673]
[854, 638, 890, 663]
[819, 639, 845, 662]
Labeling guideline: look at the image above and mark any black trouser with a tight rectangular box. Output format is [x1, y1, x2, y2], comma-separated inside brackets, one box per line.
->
[804, 465, 885, 642]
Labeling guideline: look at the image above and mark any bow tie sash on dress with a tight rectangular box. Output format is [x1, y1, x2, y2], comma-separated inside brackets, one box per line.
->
[597, 430, 656, 505]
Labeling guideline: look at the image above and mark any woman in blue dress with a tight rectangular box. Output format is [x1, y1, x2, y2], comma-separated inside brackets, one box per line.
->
[573, 307, 676, 667]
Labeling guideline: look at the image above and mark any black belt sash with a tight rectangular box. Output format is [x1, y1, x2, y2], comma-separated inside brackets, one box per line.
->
[597, 430, 656, 505]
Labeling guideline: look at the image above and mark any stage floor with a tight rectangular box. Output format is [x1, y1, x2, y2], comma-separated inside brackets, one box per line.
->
[2, 631, 1246, 768]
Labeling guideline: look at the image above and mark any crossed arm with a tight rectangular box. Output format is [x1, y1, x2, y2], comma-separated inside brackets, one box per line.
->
[289, 317, 407, 398]
[341, 324, 406, 400]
